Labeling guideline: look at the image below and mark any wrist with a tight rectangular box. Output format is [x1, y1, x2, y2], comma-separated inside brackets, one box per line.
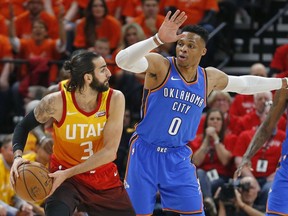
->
[154, 33, 164, 46]
[214, 137, 220, 145]
[283, 77, 288, 88]
[39, 136, 47, 145]
[14, 155, 22, 160]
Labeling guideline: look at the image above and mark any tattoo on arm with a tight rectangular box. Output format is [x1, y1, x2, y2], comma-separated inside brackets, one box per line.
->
[34, 95, 57, 123]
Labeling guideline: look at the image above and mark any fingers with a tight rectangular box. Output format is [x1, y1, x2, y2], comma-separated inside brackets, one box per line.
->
[165, 10, 187, 26]
[164, 11, 172, 21]
[170, 9, 181, 22]
[177, 11, 187, 25]
[233, 168, 241, 180]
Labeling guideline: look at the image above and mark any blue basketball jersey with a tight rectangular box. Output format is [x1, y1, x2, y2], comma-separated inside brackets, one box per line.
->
[136, 57, 207, 147]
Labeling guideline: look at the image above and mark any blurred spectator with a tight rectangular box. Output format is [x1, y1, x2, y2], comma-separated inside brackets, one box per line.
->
[105, 0, 125, 20]
[0, 0, 27, 20]
[229, 63, 268, 117]
[0, 134, 34, 216]
[216, 176, 265, 216]
[14, 0, 59, 39]
[164, 0, 219, 29]
[0, 15, 8, 36]
[74, 0, 122, 52]
[133, 0, 165, 38]
[233, 91, 286, 135]
[10, 14, 66, 116]
[122, 0, 143, 23]
[88, 38, 118, 74]
[0, 35, 13, 134]
[190, 108, 237, 216]
[269, 44, 288, 78]
[196, 91, 238, 136]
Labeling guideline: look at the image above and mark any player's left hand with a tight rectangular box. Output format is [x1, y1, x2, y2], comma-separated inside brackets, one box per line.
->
[46, 169, 70, 197]
[234, 157, 252, 179]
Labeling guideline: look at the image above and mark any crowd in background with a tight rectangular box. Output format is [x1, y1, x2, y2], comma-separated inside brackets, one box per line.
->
[0, 0, 287, 215]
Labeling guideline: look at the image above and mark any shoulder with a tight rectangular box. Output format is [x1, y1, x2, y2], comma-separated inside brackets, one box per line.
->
[110, 89, 125, 103]
[40, 91, 64, 111]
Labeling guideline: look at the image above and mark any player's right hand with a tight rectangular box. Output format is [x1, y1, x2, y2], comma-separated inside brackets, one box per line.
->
[10, 157, 30, 186]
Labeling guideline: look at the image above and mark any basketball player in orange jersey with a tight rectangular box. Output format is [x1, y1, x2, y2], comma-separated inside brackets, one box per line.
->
[10, 51, 136, 216]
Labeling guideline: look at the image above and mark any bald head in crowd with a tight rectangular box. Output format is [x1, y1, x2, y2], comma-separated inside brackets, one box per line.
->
[250, 63, 268, 77]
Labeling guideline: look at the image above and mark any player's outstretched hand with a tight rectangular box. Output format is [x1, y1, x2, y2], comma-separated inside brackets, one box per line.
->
[234, 157, 252, 179]
[158, 10, 187, 44]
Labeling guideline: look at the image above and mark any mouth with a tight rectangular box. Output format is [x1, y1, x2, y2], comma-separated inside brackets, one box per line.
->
[177, 55, 187, 61]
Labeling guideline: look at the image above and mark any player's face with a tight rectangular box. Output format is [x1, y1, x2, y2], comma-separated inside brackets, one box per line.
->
[176, 32, 207, 68]
[90, 57, 111, 92]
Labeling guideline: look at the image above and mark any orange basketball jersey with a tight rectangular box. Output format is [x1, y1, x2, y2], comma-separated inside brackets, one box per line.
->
[53, 88, 113, 169]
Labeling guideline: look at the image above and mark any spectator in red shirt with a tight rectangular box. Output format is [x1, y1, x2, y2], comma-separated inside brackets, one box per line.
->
[197, 91, 239, 136]
[14, 0, 59, 39]
[233, 91, 286, 135]
[133, 0, 165, 38]
[73, 0, 122, 52]
[189, 108, 237, 216]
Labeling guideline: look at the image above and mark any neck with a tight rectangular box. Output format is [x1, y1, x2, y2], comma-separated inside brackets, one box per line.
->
[75, 87, 99, 112]
[176, 60, 198, 82]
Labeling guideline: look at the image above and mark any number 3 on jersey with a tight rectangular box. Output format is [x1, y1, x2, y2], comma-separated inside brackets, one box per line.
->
[80, 141, 94, 160]
[168, 117, 182, 135]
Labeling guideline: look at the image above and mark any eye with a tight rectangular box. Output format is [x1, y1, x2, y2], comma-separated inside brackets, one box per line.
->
[188, 44, 194, 49]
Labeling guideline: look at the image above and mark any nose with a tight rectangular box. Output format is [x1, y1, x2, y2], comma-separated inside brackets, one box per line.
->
[106, 68, 112, 77]
[180, 45, 188, 52]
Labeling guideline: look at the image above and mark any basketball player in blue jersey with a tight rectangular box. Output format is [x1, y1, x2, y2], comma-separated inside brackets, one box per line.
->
[116, 10, 288, 216]
[235, 90, 288, 216]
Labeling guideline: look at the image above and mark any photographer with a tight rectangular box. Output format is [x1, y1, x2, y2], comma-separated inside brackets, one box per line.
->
[216, 176, 264, 216]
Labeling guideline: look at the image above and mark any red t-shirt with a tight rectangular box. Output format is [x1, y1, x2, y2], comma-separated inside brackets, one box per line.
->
[74, 16, 121, 50]
[15, 11, 59, 39]
[233, 129, 285, 177]
[189, 133, 237, 177]
[229, 94, 255, 117]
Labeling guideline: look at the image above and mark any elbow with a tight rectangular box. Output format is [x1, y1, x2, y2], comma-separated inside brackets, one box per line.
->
[115, 50, 128, 69]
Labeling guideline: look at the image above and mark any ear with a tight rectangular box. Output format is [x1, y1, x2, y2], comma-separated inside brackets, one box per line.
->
[202, 48, 207, 56]
[84, 73, 92, 83]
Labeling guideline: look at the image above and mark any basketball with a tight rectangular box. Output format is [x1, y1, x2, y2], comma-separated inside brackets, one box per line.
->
[14, 162, 53, 202]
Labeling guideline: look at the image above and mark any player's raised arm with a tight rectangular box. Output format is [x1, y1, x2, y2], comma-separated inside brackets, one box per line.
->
[115, 10, 187, 74]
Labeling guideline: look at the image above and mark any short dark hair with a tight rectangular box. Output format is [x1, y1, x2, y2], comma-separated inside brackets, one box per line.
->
[64, 51, 100, 92]
[181, 25, 209, 44]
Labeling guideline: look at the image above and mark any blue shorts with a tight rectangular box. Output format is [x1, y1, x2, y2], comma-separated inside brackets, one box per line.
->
[124, 135, 205, 215]
[266, 155, 288, 215]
